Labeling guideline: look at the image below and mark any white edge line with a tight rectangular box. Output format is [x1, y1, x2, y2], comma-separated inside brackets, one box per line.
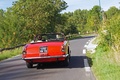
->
[84, 59, 91, 72]
[85, 67, 91, 72]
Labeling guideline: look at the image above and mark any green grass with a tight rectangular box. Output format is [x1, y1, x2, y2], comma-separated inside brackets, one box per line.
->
[87, 47, 120, 80]
[0, 47, 23, 61]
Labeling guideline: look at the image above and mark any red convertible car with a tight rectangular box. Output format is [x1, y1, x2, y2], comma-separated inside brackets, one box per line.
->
[22, 33, 71, 68]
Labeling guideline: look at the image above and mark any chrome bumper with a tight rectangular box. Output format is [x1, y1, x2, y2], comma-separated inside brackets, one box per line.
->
[22, 54, 69, 60]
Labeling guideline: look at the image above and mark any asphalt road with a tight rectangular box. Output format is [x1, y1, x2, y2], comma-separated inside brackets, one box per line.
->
[0, 37, 95, 80]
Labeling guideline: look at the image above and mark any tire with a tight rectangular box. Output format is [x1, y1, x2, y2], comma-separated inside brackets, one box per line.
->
[63, 55, 70, 66]
[26, 62, 33, 68]
[63, 48, 71, 66]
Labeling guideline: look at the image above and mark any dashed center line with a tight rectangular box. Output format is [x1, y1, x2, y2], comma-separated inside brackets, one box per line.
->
[83, 49, 86, 54]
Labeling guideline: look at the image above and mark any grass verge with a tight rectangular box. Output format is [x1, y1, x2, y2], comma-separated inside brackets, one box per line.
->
[0, 47, 23, 61]
[86, 47, 120, 80]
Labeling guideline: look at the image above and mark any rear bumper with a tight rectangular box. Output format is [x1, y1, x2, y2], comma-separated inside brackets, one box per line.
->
[22, 54, 69, 63]
[22, 54, 69, 60]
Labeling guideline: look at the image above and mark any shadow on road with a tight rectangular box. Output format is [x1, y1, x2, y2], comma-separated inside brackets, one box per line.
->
[36, 56, 93, 69]
[69, 56, 85, 68]
[69, 56, 92, 68]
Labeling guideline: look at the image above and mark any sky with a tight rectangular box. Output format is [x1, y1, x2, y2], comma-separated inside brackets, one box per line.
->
[0, 0, 120, 12]
[63, 0, 120, 12]
[0, 0, 17, 10]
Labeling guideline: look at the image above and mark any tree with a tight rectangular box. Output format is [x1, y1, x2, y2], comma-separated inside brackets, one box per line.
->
[0, 9, 5, 48]
[74, 9, 88, 34]
[62, 12, 78, 34]
[86, 6, 101, 33]
[12, 0, 67, 34]
[0, 8, 24, 48]
[106, 6, 119, 20]
[0, 0, 68, 48]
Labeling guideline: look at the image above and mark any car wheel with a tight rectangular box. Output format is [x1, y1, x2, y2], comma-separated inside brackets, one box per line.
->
[63, 48, 71, 66]
[63, 56, 70, 66]
[26, 62, 33, 68]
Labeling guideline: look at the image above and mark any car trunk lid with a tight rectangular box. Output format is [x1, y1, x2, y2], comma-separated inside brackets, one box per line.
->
[25, 41, 64, 57]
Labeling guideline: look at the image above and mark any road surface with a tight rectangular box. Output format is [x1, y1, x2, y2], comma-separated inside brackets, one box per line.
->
[0, 36, 96, 80]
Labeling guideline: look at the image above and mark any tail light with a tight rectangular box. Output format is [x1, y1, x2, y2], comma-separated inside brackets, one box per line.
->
[22, 45, 28, 54]
[22, 51, 26, 55]
[61, 45, 65, 52]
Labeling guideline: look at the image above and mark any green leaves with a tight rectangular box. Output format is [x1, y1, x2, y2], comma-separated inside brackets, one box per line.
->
[62, 6, 101, 34]
[0, 0, 119, 50]
[0, 0, 67, 48]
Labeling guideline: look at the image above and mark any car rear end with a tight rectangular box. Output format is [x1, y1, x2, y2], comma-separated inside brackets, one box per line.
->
[22, 41, 70, 68]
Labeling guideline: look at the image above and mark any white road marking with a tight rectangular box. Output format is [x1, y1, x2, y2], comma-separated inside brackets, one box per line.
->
[83, 49, 86, 54]
[85, 67, 91, 72]
[84, 59, 91, 72]
[84, 45, 87, 48]
[86, 42, 89, 45]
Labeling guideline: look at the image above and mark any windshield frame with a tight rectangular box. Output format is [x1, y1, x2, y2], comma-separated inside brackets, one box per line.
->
[33, 33, 65, 42]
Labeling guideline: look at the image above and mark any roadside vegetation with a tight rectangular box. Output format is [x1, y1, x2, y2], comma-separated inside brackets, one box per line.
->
[0, 0, 120, 80]
[0, 47, 22, 61]
[87, 8, 120, 80]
